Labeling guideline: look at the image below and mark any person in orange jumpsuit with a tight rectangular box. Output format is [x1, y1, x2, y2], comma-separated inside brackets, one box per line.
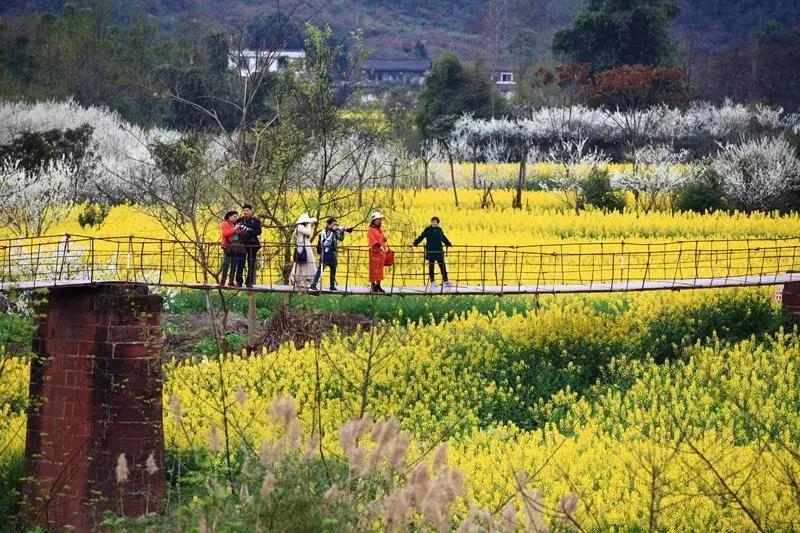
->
[367, 211, 388, 293]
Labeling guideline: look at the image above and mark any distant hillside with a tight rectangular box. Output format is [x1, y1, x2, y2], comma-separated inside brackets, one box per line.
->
[675, 0, 800, 52]
[2, 0, 799, 63]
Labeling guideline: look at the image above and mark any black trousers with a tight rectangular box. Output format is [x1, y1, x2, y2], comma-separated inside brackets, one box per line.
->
[220, 252, 245, 286]
[244, 246, 259, 286]
[428, 257, 448, 282]
[312, 255, 337, 288]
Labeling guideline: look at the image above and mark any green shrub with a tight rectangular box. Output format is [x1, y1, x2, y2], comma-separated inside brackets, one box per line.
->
[579, 167, 627, 212]
[77, 203, 111, 229]
[166, 290, 536, 324]
[674, 167, 728, 213]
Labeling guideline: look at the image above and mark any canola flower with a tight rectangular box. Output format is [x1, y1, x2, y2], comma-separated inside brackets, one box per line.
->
[150, 288, 800, 529]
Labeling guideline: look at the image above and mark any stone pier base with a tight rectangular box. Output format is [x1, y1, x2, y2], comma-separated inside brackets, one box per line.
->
[22, 283, 165, 530]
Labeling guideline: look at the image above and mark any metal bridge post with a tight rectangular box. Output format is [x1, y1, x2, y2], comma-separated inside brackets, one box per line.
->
[89, 238, 95, 283]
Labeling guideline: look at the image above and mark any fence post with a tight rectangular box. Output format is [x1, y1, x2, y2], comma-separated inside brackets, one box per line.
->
[127, 236, 133, 282]
[57, 234, 71, 282]
[493, 246, 499, 286]
[481, 249, 486, 293]
[158, 240, 163, 284]
[89, 238, 94, 283]
[500, 251, 508, 295]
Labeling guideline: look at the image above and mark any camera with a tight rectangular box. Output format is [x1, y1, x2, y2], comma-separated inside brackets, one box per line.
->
[333, 225, 354, 233]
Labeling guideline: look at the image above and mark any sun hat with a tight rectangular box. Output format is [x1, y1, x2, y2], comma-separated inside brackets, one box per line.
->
[295, 213, 318, 225]
[370, 211, 384, 222]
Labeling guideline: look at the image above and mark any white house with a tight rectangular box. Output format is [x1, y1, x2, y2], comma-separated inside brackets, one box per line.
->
[228, 49, 306, 77]
[492, 70, 517, 98]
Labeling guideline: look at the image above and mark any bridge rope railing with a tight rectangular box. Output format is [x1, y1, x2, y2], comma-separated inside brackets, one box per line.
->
[1, 234, 799, 293]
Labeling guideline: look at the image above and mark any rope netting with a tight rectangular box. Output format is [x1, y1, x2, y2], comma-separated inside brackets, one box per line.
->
[1, 234, 799, 293]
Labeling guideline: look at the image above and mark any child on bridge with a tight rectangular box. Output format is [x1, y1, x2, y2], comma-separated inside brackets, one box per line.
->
[412, 216, 452, 287]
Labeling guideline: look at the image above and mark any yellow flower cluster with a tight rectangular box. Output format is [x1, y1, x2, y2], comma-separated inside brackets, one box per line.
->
[161, 288, 797, 528]
[13, 186, 800, 244]
[0, 352, 29, 460]
[450, 331, 800, 530]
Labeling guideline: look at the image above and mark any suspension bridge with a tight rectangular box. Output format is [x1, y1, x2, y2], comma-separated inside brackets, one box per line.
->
[8, 232, 800, 530]
[2, 234, 799, 295]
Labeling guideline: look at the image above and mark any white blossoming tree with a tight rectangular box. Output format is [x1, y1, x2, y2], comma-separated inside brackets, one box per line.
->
[442, 101, 798, 164]
[711, 137, 800, 212]
[611, 145, 689, 214]
[0, 159, 81, 237]
[0, 99, 177, 202]
[417, 139, 439, 189]
[547, 139, 610, 214]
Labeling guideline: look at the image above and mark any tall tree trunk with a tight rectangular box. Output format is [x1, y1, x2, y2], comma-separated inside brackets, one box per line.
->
[513, 158, 526, 209]
[472, 161, 478, 189]
[423, 160, 430, 189]
[247, 291, 257, 348]
[390, 158, 397, 206]
[448, 155, 459, 207]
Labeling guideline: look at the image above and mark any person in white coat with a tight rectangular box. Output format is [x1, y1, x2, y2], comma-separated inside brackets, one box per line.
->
[289, 213, 318, 289]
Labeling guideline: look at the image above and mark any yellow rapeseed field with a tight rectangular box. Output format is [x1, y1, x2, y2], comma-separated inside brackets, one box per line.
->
[30, 187, 800, 244]
[153, 290, 797, 530]
[3, 185, 800, 529]
[10, 187, 798, 288]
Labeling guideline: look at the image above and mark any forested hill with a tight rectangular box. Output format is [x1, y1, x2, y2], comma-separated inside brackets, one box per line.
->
[2, 0, 798, 62]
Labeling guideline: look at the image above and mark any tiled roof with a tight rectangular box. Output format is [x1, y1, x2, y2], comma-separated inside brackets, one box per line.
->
[362, 59, 432, 72]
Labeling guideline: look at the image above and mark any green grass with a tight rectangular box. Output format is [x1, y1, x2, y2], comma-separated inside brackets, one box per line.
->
[166, 290, 539, 324]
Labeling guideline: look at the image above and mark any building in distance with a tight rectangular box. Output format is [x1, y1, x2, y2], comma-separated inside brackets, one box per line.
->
[228, 49, 306, 77]
[361, 58, 432, 86]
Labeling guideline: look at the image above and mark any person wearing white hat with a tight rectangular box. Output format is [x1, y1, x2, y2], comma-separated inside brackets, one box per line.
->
[289, 213, 318, 289]
[367, 212, 388, 293]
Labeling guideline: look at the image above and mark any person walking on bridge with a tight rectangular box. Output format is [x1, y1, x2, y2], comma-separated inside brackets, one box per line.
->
[310, 217, 352, 292]
[412, 216, 452, 287]
[290, 213, 317, 289]
[368, 212, 388, 293]
[238, 204, 262, 288]
[219, 210, 245, 287]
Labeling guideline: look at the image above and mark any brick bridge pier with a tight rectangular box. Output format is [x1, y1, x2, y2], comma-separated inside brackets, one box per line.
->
[22, 283, 165, 530]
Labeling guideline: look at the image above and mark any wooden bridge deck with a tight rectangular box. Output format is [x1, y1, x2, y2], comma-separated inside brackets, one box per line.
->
[3, 272, 798, 296]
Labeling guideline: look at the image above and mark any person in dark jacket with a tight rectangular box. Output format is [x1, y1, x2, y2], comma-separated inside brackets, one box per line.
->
[310, 217, 352, 292]
[238, 204, 262, 288]
[412, 216, 452, 286]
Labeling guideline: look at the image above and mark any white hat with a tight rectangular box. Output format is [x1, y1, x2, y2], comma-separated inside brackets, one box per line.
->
[295, 213, 318, 225]
[370, 211, 384, 222]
